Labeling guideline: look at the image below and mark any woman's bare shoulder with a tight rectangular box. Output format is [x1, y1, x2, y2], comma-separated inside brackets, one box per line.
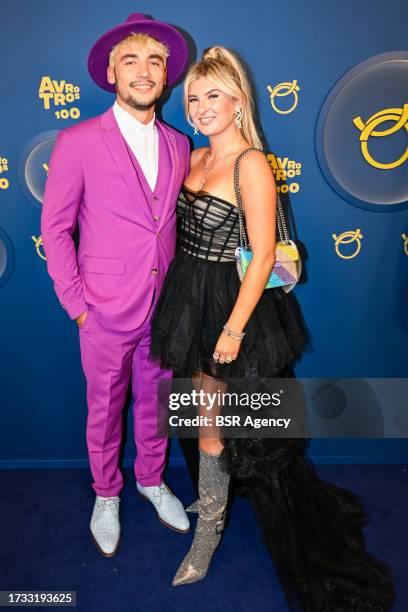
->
[240, 149, 273, 182]
[240, 148, 268, 167]
[238, 149, 276, 200]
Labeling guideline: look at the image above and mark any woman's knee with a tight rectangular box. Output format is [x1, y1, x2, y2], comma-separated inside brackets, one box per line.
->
[199, 437, 224, 455]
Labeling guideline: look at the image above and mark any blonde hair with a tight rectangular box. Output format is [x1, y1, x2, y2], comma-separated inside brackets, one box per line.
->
[109, 32, 169, 67]
[183, 46, 262, 149]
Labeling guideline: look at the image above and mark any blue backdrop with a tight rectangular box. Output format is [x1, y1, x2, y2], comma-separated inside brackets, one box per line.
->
[0, 0, 407, 468]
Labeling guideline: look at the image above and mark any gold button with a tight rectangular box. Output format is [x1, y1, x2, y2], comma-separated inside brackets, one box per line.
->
[151, 268, 158, 275]
[153, 215, 160, 221]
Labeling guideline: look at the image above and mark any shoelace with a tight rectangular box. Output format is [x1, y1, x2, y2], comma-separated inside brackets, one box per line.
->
[94, 497, 120, 521]
[152, 484, 171, 506]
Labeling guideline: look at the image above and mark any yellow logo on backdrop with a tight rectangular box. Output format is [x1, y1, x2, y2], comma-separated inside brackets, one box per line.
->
[267, 80, 300, 114]
[38, 76, 81, 120]
[267, 154, 302, 193]
[0, 157, 10, 189]
[332, 229, 363, 259]
[402, 233, 408, 256]
[353, 103, 408, 169]
[32, 235, 47, 260]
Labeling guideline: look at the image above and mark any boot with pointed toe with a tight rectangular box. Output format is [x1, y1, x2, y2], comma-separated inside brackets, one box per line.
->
[173, 450, 230, 586]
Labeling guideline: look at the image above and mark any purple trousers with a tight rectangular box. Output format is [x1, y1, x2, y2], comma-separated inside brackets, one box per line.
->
[78, 306, 170, 497]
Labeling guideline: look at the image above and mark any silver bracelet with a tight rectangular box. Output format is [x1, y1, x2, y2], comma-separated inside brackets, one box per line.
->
[223, 323, 245, 340]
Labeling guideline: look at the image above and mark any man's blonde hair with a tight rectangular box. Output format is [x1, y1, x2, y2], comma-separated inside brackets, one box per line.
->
[109, 32, 170, 67]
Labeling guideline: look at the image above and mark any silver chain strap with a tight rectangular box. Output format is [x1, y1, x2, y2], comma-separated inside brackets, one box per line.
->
[233, 148, 291, 248]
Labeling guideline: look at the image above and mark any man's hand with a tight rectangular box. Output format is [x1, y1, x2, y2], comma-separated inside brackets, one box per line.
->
[76, 310, 89, 327]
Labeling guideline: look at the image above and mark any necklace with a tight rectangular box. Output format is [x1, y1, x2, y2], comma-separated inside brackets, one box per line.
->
[199, 145, 245, 190]
[199, 152, 225, 190]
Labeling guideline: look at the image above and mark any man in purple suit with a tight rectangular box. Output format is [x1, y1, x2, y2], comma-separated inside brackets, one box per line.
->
[41, 14, 190, 557]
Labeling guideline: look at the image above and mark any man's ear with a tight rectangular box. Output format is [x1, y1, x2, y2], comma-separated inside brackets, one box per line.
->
[107, 65, 116, 86]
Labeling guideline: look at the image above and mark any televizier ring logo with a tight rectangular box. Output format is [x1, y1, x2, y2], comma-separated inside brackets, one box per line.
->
[315, 51, 408, 211]
[353, 104, 408, 170]
[18, 131, 59, 210]
[267, 80, 300, 114]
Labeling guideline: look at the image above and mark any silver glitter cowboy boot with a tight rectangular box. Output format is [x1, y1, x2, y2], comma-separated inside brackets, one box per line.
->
[186, 499, 199, 513]
[173, 449, 230, 586]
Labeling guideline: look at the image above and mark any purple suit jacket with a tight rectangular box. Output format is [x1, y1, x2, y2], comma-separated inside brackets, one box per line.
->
[41, 107, 190, 331]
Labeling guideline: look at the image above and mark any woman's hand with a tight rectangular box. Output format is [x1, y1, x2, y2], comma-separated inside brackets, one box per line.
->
[213, 329, 242, 364]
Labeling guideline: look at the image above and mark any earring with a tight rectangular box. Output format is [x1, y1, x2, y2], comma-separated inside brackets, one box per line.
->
[187, 115, 199, 136]
[234, 106, 243, 130]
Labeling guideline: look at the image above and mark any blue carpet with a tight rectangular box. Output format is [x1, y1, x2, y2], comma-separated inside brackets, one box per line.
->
[0, 465, 406, 611]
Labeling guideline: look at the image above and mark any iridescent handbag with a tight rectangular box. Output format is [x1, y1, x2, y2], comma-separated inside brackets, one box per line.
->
[234, 148, 301, 290]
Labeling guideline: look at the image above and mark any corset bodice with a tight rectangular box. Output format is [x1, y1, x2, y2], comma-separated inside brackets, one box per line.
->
[176, 187, 240, 262]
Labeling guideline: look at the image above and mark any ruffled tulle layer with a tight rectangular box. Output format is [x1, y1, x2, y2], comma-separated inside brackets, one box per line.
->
[222, 436, 394, 611]
[150, 249, 307, 378]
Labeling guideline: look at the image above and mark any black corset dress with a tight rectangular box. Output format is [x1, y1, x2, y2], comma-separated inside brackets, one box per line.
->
[150, 186, 306, 379]
[150, 187, 394, 612]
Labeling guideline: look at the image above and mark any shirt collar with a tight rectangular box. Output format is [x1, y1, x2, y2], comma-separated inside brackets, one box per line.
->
[113, 100, 156, 135]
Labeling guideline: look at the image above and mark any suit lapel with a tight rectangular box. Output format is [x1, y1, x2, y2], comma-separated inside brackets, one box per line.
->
[100, 108, 153, 225]
[156, 119, 179, 228]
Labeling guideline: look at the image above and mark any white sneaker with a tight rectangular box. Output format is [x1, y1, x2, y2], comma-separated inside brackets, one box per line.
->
[136, 482, 190, 533]
[90, 496, 121, 557]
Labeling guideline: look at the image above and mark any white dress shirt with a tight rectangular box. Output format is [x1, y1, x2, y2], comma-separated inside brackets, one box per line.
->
[113, 100, 159, 191]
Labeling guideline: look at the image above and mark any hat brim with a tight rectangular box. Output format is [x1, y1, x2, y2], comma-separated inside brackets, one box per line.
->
[88, 18, 189, 92]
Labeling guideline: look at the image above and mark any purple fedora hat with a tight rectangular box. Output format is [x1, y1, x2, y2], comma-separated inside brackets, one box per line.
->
[88, 13, 189, 92]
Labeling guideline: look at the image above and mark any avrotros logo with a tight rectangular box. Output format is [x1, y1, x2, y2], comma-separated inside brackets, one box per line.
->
[0, 157, 10, 190]
[267, 154, 302, 194]
[316, 51, 408, 211]
[38, 76, 80, 120]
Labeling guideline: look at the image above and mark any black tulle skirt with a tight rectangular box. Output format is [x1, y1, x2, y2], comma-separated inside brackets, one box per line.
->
[150, 249, 307, 378]
[150, 249, 394, 611]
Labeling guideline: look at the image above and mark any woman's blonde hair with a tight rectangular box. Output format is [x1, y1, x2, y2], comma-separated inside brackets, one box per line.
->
[183, 46, 262, 149]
